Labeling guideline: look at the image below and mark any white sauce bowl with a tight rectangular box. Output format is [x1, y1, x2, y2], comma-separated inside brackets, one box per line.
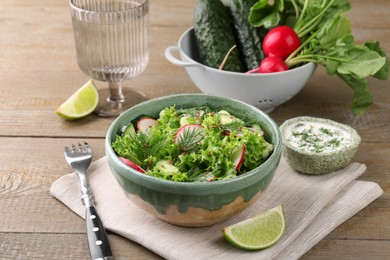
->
[280, 116, 361, 174]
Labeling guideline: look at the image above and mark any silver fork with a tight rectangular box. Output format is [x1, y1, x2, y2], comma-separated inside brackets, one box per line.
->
[64, 142, 113, 260]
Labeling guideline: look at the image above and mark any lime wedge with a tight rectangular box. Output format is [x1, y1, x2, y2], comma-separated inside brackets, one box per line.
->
[223, 204, 286, 250]
[56, 79, 99, 120]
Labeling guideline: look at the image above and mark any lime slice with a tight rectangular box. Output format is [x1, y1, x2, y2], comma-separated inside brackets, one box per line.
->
[223, 204, 286, 250]
[56, 79, 99, 120]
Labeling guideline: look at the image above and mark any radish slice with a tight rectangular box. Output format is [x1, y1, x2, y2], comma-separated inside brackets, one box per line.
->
[137, 117, 157, 133]
[222, 130, 244, 137]
[119, 156, 145, 173]
[231, 145, 246, 170]
[205, 172, 216, 182]
[174, 124, 205, 144]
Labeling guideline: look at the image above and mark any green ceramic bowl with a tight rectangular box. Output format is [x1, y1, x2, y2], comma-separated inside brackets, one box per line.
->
[280, 116, 361, 175]
[105, 94, 282, 227]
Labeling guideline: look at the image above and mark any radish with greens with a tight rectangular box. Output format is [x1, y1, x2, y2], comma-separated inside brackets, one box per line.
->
[247, 56, 288, 74]
[249, 0, 389, 115]
[258, 56, 288, 73]
[262, 25, 301, 60]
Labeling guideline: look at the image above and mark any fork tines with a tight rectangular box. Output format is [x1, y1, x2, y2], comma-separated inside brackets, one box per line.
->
[65, 141, 91, 153]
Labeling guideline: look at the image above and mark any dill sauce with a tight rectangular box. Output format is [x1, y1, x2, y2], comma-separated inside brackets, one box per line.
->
[280, 117, 361, 175]
[284, 121, 354, 154]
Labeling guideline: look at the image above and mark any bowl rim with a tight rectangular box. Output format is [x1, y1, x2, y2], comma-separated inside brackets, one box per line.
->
[280, 116, 361, 157]
[178, 27, 316, 77]
[105, 93, 282, 192]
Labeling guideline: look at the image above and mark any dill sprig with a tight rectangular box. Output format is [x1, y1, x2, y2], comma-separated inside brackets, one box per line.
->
[176, 106, 211, 117]
[129, 133, 155, 160]
[222, 119, 246, 133]
[186, 166, 205, 181]
[112, 131, 171, 169]
[176, 127, 204, 154]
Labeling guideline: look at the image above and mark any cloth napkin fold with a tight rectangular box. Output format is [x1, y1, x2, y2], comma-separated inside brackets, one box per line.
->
[50, 156, 383, 260]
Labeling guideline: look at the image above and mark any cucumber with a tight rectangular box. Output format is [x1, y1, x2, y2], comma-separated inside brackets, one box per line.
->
[155, 160, 179, 175]
[224, 0, 267, 71]
[122, 123, 136, 137]
[193, 0, 244, 72]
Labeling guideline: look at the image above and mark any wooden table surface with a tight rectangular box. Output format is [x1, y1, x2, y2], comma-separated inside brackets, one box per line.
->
[0, 0, 389, 259]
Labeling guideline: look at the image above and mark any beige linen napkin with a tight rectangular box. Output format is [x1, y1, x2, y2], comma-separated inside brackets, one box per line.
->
[50, 156, 383, 260]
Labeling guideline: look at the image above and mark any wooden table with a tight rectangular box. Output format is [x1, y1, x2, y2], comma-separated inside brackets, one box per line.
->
[0, 0, 389, 259]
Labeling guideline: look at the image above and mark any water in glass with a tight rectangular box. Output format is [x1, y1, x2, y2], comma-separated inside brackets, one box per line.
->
[70, 0, 149, 116]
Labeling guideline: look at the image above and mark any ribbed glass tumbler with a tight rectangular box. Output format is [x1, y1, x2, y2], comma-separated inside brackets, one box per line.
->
[70, 0, 149, 117]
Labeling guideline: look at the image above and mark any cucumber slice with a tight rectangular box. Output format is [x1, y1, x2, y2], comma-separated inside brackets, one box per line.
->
[122, 123, 136, 137]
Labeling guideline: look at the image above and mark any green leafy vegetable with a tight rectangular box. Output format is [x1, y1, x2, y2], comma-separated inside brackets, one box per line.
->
[249, 0, 286, 29]
[249, 0, 389, 115]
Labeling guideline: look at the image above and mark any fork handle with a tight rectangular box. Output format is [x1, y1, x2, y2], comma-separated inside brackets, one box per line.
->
[85, 206, 113, 260]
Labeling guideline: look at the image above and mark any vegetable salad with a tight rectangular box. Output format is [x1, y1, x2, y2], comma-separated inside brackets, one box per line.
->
[112, 106, 273, 182]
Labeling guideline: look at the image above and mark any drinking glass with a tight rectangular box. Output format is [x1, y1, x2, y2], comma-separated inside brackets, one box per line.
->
[69, 0, 149, 117]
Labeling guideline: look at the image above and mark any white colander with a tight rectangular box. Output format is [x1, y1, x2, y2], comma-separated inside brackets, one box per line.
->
[165, 27, 316, 113]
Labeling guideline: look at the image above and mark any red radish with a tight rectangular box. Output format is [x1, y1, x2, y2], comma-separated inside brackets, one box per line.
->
[174, 124, 205, 144]
[263, 25, 301, 60]
[137, 117, 157, 133]
[230, 145, 246, 170]
[119, 156, 145, 173]
[258, 56, 288, 73]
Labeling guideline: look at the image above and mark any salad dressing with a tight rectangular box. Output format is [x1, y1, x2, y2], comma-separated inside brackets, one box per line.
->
[284, 121, 353, 153]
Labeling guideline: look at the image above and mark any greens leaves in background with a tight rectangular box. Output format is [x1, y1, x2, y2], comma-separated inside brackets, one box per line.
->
[249, 0, 389, 116]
